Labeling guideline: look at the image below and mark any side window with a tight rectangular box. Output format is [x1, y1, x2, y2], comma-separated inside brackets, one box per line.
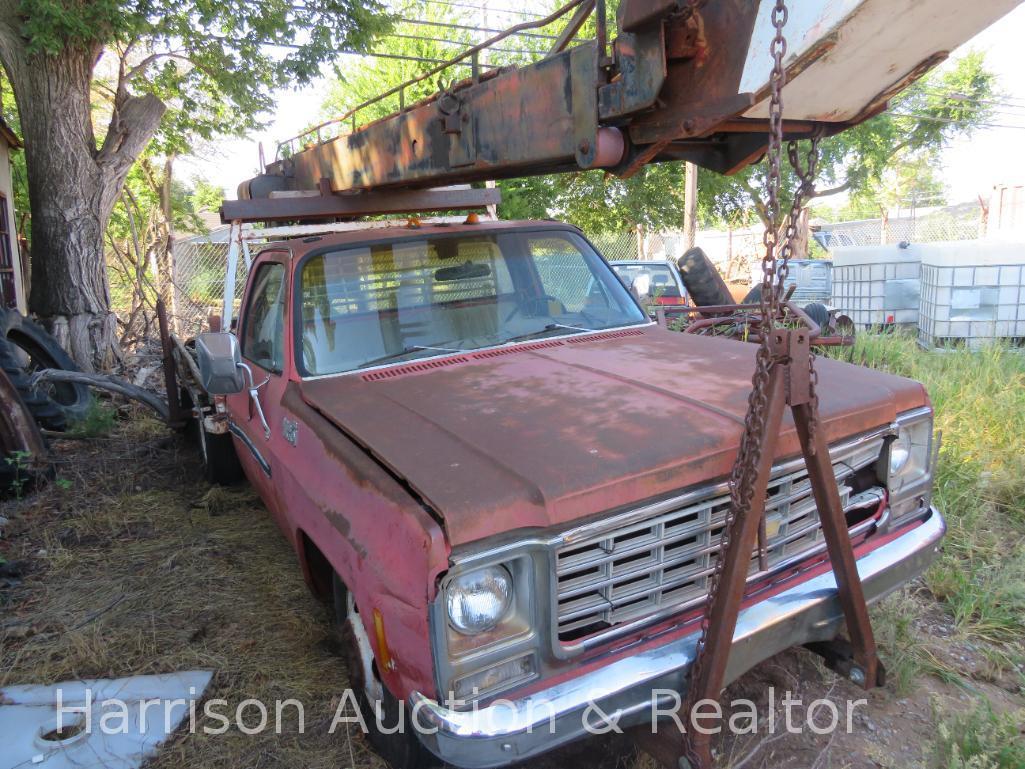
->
[527, 234, 601, 313]
[241, 262, 287, 373]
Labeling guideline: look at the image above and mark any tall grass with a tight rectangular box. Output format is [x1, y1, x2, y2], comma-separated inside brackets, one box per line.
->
[831, 333, 1025, 644]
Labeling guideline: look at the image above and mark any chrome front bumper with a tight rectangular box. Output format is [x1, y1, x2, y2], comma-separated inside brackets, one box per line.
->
[410, 508, 945, 768]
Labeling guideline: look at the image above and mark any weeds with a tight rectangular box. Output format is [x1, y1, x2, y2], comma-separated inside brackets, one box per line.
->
[66, 400, 118, 438]
[930, 698, 1025, 769]
[3, 450, 34, 499]
[871, 590, 959, 695]
[831, 333, 1025, 644]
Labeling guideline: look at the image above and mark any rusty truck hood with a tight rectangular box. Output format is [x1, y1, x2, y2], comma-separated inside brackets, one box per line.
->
[299, 326, 926, 546]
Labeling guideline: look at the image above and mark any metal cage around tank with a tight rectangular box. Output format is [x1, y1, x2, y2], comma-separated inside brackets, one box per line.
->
[917, 241, 1025, 350]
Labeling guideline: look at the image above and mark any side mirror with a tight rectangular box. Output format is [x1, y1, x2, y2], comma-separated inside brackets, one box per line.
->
[196, 332, 245, 395]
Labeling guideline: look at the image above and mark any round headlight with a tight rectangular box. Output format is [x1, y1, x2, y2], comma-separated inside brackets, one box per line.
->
[446, 566, 513, 635]
[889, 430, 912, 476]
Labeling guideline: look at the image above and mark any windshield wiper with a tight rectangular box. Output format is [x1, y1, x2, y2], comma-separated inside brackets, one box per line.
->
[500, 323, 593, 345]
[358, 344, 467, 370]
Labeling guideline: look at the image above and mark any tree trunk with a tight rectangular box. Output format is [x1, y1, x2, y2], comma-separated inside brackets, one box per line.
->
[21, 53, 115, 371]
[0, 21, 165, 370]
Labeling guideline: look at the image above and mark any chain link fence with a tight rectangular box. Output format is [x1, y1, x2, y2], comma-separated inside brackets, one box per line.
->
[171, 238, 244, 336]
[814, 205, 983, 249]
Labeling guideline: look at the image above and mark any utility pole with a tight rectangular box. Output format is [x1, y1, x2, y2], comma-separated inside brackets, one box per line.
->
[683, 161, 698, 250]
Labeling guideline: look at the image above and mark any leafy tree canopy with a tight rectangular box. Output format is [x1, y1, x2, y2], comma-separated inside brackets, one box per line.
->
[13, 0, 393, 153]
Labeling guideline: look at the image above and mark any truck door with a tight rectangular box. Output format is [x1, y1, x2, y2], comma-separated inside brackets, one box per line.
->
[229, 254, 292, 519]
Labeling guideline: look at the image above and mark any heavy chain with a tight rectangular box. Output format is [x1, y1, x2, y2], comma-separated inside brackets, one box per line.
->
[785, 137, 822, 446]
[681, 3, 820, 764]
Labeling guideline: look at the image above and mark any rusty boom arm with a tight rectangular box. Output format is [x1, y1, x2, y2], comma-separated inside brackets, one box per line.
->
[228, 0, 1020, 217]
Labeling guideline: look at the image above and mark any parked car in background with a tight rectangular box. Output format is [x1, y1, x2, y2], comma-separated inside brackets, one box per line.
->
[610, 259, 689, 308]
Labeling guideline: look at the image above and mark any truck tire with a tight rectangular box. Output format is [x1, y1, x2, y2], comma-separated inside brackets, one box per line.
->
[333, 573, 436, 769]
[199, 423, 244, 485]
[0, 335, 66, 432]
[0, 310, 92, 428]
[676, 247, 734, 307]
[802, 302, 831, 330]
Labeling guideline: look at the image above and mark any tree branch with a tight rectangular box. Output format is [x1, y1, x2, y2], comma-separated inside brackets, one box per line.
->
[125, 51, 190, 81]
[95, 93, 167, 218]
[809, 180, 852, 199]
[737, 175, 770, 228]
[0, 0, 28, 86]
[29, 369, 169, 421]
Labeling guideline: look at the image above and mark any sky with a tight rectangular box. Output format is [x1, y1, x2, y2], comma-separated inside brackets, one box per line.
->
[939, 3, 1025, 202]
[177, 2, 1025, 208]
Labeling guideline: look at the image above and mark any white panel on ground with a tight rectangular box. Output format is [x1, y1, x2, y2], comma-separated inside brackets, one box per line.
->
[0, 671, 214, 769]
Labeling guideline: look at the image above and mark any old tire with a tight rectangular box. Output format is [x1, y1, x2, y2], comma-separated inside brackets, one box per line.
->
[0, 310, 91, 428]
[676, 247, 734, 307]
[802, 302, 830, 330]
[333, 574, 436, 769]
[199, 424, 244, 485]
[0, 326, 66, 432]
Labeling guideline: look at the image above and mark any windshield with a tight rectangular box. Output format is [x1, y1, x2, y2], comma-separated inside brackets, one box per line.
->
[296, 229, 646, 376]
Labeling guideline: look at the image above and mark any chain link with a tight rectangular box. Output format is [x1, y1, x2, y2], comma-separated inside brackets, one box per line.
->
[786, 137, 822, 446]
[680, 3, 821, 763]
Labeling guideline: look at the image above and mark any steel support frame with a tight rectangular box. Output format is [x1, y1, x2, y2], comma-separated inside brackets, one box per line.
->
[636, 327, 882, 769]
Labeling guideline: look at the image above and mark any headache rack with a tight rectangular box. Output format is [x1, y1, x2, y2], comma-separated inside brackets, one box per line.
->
[216, 187, 501, 328]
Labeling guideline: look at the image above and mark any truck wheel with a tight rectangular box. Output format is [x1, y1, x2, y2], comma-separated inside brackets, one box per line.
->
[676, 247, 734, 308]
[0, 309, 92, 427]
[199, 424, 244, 485]
[333, 574, 436, 769]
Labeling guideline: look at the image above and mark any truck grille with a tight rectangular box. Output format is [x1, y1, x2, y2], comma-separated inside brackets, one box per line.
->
[554, 444, 880, 643]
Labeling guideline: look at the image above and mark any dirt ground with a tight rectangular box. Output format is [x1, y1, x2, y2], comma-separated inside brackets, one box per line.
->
[2, 416, 1023, 769]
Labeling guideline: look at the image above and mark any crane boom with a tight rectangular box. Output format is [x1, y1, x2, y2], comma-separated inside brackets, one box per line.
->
[232, 0, 1020, 213]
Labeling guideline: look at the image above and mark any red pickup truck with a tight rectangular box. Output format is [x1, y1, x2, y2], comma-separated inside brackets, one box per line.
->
[191, 218, 942, 769]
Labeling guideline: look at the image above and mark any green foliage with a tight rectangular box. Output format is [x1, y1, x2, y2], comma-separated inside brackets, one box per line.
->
[18, 0, 132, 55]
[830, 334, 1025, 644]
[67, 401, 118, 439]
[0, 71, 29, 239]
[106, 155, 222, 314]
[499, 164, 688, 234]
[68, 400, 117, 438]
[3, 449, 34, 499]
[8, 0, 393, 154]
[931, 699, 1025, 769]
[190, 179, 224, 217]
[319, 7, 468, 126]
